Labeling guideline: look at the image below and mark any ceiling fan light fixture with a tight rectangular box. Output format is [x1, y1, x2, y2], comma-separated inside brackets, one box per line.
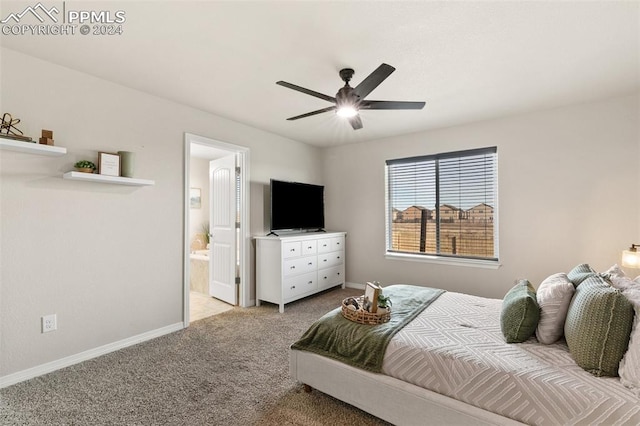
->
[336, 105, 358, 118]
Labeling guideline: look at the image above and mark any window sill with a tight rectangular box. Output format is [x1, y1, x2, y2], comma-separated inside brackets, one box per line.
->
[385, 252, 501, 269]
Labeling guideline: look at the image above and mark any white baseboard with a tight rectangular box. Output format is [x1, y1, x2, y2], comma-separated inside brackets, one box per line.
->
[345, 281, 365, 290]
[0, 322, 185, 389]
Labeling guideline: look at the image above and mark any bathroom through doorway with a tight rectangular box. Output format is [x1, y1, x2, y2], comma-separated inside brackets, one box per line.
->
[183, 133, 250, 325]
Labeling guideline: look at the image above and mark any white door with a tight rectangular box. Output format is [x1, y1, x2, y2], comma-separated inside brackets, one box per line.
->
[209, 154, 237, 305]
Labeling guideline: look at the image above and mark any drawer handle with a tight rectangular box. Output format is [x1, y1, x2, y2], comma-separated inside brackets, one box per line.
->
[308, 262, 313, 266]
[308, 281, 313, 284]
[290, 248, 296, 252]
[323, 276, 328, 279]
[323, 244, 328, 247]
[337, 272, 341, 276]
[337, 256, 341, 259]
[291, 285, 296, 289]
[308, 246, 313, 249]
[323, 259, 327, 262]
[336, 242, 340, 245]
[290, 266, 296, 270]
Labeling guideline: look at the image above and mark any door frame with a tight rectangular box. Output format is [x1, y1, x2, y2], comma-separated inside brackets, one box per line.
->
[183, 133, 251, 327]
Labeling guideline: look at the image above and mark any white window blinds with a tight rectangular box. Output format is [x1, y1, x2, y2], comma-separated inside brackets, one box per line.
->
[386, 147, 497, 261]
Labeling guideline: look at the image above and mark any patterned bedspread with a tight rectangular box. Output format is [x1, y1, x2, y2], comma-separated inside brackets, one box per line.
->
[292, 285, 444, 372]
[382, 291, 640, 425]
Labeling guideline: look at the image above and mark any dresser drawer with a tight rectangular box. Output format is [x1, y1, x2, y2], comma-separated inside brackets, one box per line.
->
[283, 241, 302, 259]
[301, 240, 317, 255]
[317, 238, 332, 253]
[318, 252, 343, 268]
[283, 255, 316, 276]
[284, 272, 317, 299]
[330, 236, 344, 252]
[318, 266, 344, 289]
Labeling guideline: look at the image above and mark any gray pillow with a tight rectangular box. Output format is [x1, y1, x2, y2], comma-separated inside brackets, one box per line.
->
[564, 275, 634, 377]
[501, 279, 540, 343]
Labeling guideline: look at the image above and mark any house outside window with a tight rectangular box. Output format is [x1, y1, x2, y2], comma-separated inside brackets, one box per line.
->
[385, 147, 498, 263]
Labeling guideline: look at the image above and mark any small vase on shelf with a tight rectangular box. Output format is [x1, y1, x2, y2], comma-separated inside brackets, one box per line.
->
[118, 151, 135, 178]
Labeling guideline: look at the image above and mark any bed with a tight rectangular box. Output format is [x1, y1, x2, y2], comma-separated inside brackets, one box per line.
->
[290, 284, 640, 425]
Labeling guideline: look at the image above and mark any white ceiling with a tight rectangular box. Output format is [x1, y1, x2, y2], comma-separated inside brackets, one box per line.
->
[1, 1, 638, 148]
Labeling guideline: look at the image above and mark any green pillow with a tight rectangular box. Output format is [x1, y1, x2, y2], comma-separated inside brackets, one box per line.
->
[564, 276, 634, 377]
[501, 279, 540, 343]
[566, 263, 596, 286]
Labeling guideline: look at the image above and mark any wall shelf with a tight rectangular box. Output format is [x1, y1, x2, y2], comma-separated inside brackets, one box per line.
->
[0, 139, 67, 156]
[63, 171, 155, 186]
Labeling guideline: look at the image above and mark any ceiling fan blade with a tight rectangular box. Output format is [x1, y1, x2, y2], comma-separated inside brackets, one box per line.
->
[276, 81, 336, 103]
[353, 63, 395, 99]
[286, 106, 336, 121]
[360, 100, 426, 110]
[348, 115, 363, 130]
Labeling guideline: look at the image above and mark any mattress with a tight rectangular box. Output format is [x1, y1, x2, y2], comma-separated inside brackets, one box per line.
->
[382, 291, 640, 425]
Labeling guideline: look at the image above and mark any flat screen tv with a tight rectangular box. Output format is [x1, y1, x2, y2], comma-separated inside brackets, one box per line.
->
[270, 179, 325, 233]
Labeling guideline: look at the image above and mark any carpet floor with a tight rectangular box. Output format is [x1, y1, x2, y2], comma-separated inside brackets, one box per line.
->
[0, 287, 391, 425]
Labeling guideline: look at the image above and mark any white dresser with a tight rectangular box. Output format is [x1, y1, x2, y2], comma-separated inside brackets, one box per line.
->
[255, 232, 346, 313]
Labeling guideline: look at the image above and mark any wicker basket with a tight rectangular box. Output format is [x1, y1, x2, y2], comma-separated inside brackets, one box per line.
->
[341, 296, 391, 325]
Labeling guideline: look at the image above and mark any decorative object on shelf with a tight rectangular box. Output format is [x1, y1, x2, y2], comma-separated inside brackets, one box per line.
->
[98, 152, 121, 177]
[190, 187, 202, 209]
[39, 129, 54, 145]
[341, 295, 391, 325]
[0, 113, 32, 142]
[117, 150, 135, 177]
[74, 160, 97, 173]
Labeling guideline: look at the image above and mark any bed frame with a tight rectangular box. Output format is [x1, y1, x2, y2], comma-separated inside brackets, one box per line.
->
[290, 349, 524, 425]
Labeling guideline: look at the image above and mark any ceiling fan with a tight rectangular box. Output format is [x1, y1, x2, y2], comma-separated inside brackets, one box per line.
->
[276, 63, 425, 130]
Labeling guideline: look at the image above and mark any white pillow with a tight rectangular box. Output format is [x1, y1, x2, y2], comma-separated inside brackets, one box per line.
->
[535, 273, 575, 344]
[611, 276, 640, 292]
[619, 288, 640, 395]
[602, 264, 627, 280]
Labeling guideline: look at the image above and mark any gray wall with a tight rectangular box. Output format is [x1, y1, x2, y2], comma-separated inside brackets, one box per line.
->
[0, 48, 322, 378]
[323, 94, 640, 298]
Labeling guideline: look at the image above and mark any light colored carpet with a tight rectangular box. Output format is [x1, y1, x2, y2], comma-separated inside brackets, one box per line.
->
[0, 287, 391, 425]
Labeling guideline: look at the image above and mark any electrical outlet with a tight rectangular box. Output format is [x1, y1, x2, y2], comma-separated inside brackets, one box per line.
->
[42, 314, 57, 333]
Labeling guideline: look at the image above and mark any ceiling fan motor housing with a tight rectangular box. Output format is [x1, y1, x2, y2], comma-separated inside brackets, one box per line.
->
[339, 68, 355, 84]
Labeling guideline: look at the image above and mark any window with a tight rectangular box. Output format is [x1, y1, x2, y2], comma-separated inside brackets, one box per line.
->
[386, 147, 497, 262]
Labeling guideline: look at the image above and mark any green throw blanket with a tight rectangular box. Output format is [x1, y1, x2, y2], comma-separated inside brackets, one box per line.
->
[291, 285, 445, 373]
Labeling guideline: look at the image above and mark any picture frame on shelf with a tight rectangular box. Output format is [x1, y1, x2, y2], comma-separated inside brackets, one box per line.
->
[190, 187, 201, 209]
[98, 152, 121, 177]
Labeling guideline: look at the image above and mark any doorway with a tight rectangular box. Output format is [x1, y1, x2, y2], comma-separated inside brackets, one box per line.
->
[183, 133, 250, 326]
